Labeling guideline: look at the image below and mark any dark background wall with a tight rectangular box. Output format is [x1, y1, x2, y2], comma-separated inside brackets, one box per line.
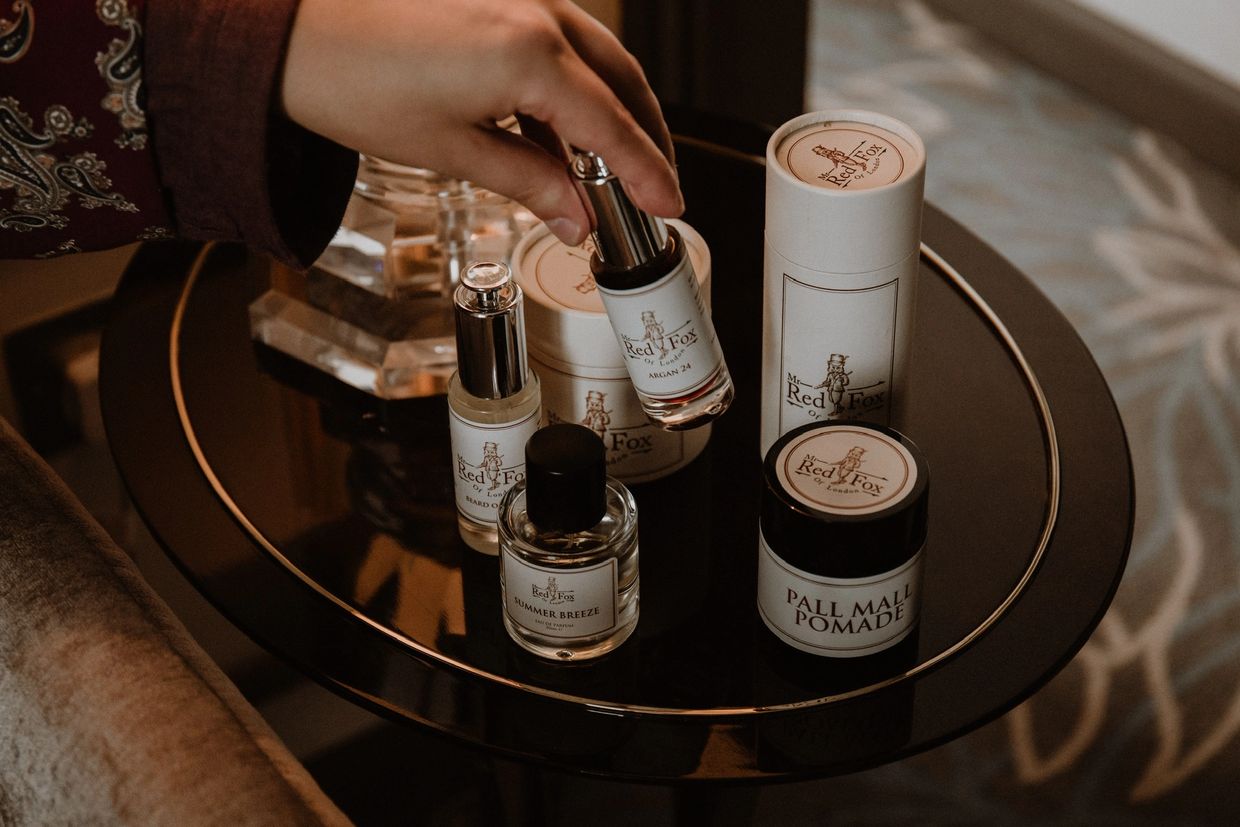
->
[622, 1, 810, 131]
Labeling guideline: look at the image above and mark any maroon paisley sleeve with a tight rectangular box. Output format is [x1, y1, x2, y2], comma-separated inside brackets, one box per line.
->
[144, 0, 358, 269]
[0, 0, 172, 259]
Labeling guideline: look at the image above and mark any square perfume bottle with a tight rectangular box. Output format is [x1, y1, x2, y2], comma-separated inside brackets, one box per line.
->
[250, 155, 537, 398]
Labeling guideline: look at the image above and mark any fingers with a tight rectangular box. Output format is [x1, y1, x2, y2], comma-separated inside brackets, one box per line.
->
[284, 0, 682, 238]
[443, 124, 591, 246]
[505, 2, 681, 219]
[555, 3, 676, 166]
[517, 43, 683, 219]
[514, 113, 568, 164]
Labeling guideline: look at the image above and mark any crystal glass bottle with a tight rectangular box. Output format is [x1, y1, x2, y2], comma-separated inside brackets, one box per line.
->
[250, 156, 536, 398]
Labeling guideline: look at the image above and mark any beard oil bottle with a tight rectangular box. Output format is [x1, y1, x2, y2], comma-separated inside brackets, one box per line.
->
[570, 151, 733, 431]
[448, 261, 542, 553]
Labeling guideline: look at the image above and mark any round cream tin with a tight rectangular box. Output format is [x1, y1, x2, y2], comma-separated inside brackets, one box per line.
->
[758, 420, 929, 658]
[512, 220, 712, 483]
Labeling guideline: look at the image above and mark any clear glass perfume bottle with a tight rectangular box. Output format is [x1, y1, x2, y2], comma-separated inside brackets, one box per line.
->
[570, 151, 734, 430]
[448, 262, 541, 554]
[498, 424, 639, 661]
[249, 155, 536, 399]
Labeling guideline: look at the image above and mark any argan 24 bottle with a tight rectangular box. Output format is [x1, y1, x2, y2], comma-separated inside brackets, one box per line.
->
[571, 151, 733, 431]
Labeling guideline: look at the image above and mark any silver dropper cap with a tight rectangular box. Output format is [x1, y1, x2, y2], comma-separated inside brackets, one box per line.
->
[570, 151, 669, 268]
[453, 261, 528, 399]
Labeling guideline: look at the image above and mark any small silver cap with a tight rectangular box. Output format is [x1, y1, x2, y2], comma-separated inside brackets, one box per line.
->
[570, 151, 669, 269]
[453, 261, 528, 398]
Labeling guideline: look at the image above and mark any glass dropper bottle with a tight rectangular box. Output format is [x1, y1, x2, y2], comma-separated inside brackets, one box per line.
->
[570, 151, 734, 430]
[447, 261, 542, 553]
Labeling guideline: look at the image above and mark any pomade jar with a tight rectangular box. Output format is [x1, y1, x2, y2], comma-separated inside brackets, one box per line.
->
[757, 420, 929, 658]
[761, 110, 926, 455]
[511, 219, 712, 483]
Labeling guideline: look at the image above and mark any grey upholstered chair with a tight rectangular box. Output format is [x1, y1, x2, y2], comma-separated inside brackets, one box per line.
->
[0, 416, 352, 825]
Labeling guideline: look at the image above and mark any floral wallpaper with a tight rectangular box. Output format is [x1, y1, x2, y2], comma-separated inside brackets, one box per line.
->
[757, 1, 1240, 822]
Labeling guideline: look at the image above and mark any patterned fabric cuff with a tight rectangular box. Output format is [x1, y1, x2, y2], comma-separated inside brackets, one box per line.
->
[0, 0, 173, 259]
[145, 0, 356, 269]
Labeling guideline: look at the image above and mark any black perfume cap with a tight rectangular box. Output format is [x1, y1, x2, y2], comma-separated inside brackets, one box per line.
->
[526, 424, 607, 532]
[761, 421, 929, 579]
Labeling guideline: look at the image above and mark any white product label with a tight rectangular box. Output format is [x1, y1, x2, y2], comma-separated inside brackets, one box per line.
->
[760, 248, 918, 455]
[501, 554, 618, 639]
[448, 408, 540, 525]
[780, 273, 898, 434]
[535, 358, 711, 482]
[596, 256, 724, 399]
[757, 535, 922, 658]
[773, 426, 918, 516]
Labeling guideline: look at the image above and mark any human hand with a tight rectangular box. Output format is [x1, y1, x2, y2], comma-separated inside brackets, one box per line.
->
[281, 0, 682, 246]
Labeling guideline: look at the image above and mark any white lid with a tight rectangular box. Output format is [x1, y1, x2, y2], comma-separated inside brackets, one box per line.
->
[766, 109, 926, 274]
[512, 218, 711, 371]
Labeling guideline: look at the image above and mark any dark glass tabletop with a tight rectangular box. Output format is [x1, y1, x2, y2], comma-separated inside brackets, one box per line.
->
[101, 116, 1132, 781]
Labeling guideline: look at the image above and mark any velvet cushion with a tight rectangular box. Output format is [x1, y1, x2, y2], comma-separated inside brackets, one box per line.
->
[0, 417, 351, 826]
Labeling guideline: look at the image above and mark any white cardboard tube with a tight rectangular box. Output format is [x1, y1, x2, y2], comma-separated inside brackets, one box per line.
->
[761, 110, 927, 454]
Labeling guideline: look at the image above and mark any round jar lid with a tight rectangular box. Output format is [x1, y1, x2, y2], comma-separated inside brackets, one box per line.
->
[766, 109, 926, 275]
[761, 421, 929, 579]
[525, 424, 608, 532]
[512, 219, 711, 371]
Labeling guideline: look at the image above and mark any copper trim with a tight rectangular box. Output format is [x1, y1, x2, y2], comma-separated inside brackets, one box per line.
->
[171, 238, 1059, 719]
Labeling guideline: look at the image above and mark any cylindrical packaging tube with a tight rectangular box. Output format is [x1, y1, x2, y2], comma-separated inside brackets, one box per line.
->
[761, 110, 926, 455]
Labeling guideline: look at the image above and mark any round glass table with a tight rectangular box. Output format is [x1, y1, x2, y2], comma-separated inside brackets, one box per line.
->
[101, 117, 1131, 782]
